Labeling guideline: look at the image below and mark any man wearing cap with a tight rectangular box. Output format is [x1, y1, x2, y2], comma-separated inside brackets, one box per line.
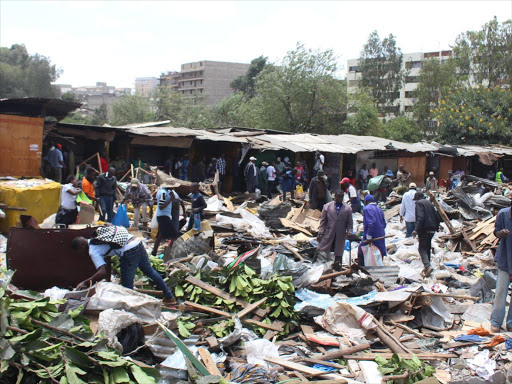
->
[412, 190, 441, 277]
[122, 179, 153, 228]
[152, 181, 179, 256]
[259, 162, 269, 196]
[244, 157, 259, 193]
[426, 171, 438, 192]
[309, 170, 331, 210]
[340, 177, 361, 214]
[358, 195, 387, 266]
[46, 143, 65, 183]
[317, 190, 353, 270]
[400, 183, 417, 237]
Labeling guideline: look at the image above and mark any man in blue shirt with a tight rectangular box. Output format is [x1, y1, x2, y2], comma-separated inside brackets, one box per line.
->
[72, 226, 175, 304]
[216, 153, 227, 193]
[490, 202, 512, 333]
[152, 182, 180, 256]
[358, 195, 387, 266]
[47, 143, 64, 183]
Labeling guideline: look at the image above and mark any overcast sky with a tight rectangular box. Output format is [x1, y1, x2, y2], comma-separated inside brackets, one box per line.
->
[1, 1, 511, 89]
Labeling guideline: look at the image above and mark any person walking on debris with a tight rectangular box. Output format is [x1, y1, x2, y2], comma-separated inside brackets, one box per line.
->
[46, 143, 65, 183]
[171, 189, 186, 236]
[122, 179, 153, 228]
[216, 153, 227, 193]
[55, 175, 81, 227]
[396, 165, 411, 188]
[266, 161, 277, 198]
[357, 195, 387, 266]
[400, 182, 417, 237]
[426, 171, 438, 192]
[340, 177, 361, 214]
[412, 190, 441, 277]
[258, 162, 269, 196]
[152, 182, 179, 256]
[73, 225, 176, 304]
[490, 200, 512, 332]
[186, 183, 207, 231]
[280, 168, 297, 201]
[95, 167, 117, 223]
[244, 157, 259, 193]
[308, 170, 331, 210]
[317, 190, 353, 271]
[375, 170, 394, 203]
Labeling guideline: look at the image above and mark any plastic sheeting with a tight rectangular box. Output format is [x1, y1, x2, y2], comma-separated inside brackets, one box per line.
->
[216, 209, 272, 239]
[314, 302, 376, 339]
[98, 308, 142, 353]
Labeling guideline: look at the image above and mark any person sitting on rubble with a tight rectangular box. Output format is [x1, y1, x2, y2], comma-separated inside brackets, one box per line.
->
[95, 167, 117, 223]
[186, 183, 207, 231]
[412, 190, 441, 278]
[308, 170, 331, 210]
[55, 175, 81, 227]
[490, 199, 512, 333]
[357, 195, 387, 266]
[122, 179, 153, 228]
[72, 226, 176, 305]
[317, 190, 353, 271]
[206, 158, 217, 179]
[426, 171, 438, 192]
[400, 182, 417, 238]
[340, 177, 361, 214]
[244, 157, 259, 193]
[152, 182, 180, 256]
[280, 167, 297, 201]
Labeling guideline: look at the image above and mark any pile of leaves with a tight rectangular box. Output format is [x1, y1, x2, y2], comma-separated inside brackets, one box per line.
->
[0, 270, 159, 384]
[174, 264, 298, 337]
[375, 354, 435, 384]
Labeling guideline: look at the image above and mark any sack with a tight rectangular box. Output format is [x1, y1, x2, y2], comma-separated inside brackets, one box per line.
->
[112, 204, 130, 228]
[368, 175, 385, 192]
[76, 191, 93, 205]
[296, 184, 304, 194]
[361, 243, 383, 266]
[193, 213, 201, 231]
[91, 226, 130, 249]
[150, 211, 158, 230]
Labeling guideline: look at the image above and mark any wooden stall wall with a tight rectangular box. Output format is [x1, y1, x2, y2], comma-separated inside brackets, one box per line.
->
[0, 114, 44, 177]
[397, 153, 427, 187]
[439, 157, 454, 182]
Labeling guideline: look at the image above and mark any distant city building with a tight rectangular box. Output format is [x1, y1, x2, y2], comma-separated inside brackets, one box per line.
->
[54, 82, 132, 118]
[135, 77, 160, 97]
[160, 60, 250, 105]
[347, 50, 452, 119]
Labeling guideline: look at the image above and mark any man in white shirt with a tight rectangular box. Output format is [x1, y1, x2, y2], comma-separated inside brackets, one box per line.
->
[313, 151, 325, 176]
[266, 161, 277, 198]
[72, 226, 175, 304]
[400, 182, 417, 237]
[55, 175, 81, 227]
[358, 164, 369, 191]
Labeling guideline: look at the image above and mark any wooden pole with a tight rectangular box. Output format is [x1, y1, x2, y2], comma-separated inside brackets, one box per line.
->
[96, 153, 103, 174]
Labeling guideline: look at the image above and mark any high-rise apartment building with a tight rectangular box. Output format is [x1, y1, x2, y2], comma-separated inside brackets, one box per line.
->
[160, 60, 250, 105]
[135, 77, 160, 97]
[347, 50, 452, 119]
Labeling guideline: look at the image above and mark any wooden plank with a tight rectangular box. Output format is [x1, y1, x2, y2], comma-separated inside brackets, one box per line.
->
[198, 347, 223, 376]
[184, 276, 268, 318]
[282, 243, 305, 262]
[237, 297, 267, 319]
[343, 352, 457, 360]
[279, 218, 314, 236]
[244, 319, 284, 332]
[428, 191, 455, 234]
[183, 301, 231, 317]
[206, 336, 219, 351]
[263, 356, 333, 376]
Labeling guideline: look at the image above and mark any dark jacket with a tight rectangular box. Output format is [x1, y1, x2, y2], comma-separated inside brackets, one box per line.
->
[414, 199, 441, 233]
[95, 173, 117, 196]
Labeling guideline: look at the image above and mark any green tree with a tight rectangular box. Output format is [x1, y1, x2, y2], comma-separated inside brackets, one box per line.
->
[413, 58, 458, 136]
[61, 112, 93, 125]
[211, 93, 259, 127]
[111, 95, 154, 125]
[435, 87, 512, 145]
[153, 86, 188, 122]
[91, 103, 109, 125]
[344, 88, 382, 137]
[253, 43, 347, 133]
[359, 31, 405, 109]
[230, 56, 269, 97]
[452, 17, 512, 88]
[61, 91, 79, 103]
[384, 116, 422, 142]
[0, 44, 60, 98]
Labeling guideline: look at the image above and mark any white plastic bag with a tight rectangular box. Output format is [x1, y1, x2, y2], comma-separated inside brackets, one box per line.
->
[245, 339, 280, 370]
[98, 309, 141, 353]
[150, 211, 158, 229]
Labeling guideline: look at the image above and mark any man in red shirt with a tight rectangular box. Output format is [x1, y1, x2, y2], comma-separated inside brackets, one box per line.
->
[99, 152, 109, 174]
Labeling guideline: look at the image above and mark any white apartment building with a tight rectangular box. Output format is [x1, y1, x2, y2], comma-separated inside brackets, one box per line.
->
[347, 50, 452, 119]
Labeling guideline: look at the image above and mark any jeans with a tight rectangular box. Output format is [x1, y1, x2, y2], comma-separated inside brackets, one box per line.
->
[99, 195, 114, 223]
[120, 243, 174, 298]
[418, 232, 434, 269]
[491, 268, 512, 329]
[133, 203, 148, 227]
[405, 221, 415, 238]
[360, 181, 368, 191]
[267, 180, 275, 198]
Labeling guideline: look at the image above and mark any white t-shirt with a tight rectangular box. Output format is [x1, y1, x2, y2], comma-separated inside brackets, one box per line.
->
[347, 184, 358, 199]
[61, 184, 79, 210]
[267, 165, 276, 181]
[88, 236, 141, 269]
[314, 155, 325, 170]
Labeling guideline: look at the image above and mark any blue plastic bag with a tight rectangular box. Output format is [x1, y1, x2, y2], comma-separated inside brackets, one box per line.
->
[193, 213, 201, 231]
[112, 204, 130, 228]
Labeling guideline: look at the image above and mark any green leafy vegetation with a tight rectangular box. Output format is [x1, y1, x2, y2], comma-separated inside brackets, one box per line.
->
[376, 353, 435, 384]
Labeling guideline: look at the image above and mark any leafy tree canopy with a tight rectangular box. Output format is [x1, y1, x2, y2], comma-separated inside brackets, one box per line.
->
[344, 88, 383, 137]
[230, 56, 269, 97]
[384, 116, 422, 143]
